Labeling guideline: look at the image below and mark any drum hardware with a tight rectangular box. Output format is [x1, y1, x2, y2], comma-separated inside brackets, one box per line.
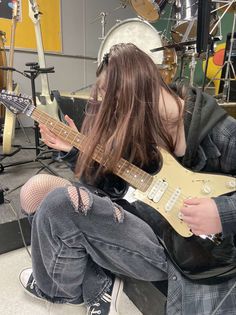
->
[222, 13, 236, 102]
[213, 0, 236, 13]
[99, 12, 107, 40]
[90, 11, 108, 40]
[117, 0, 129, 9]
[203, 1, 236, 101]
[189, 51, 198, 86]
[150, 40, 196, 52]
[171, 0, 219, 43]
[209, 1, 234, 36]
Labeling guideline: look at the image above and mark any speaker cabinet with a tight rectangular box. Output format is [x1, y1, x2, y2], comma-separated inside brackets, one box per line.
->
[53, 91, 87, 130]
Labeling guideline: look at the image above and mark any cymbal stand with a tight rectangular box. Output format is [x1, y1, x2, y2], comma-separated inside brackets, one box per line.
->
[202, 37, 218, 91]
[222, 11, 236, 102]
[189, 51, 197, 86]
[99, 12, 108, 40]
[203, 1, 236, 95]
[177, 8, 198, 85]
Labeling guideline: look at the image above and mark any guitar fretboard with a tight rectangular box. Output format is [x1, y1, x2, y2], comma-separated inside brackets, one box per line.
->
[32, 108, 153, 192]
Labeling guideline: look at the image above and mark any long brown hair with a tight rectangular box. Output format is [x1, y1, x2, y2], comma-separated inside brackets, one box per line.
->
[75, 43, 182, 182]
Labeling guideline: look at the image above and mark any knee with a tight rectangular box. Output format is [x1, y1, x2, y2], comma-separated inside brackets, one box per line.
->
[20, 174, 71, 214]
[67, 186, 92, 214]
[68, 186, 124, 222]
[20, 174, 48, 214]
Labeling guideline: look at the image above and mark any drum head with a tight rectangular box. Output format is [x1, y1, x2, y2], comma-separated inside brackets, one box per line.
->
[98, 19, 164, 65]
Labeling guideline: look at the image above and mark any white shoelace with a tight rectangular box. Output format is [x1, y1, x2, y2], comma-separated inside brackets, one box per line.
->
[30, 279, 36, 290]
[90, 303, 101, 314]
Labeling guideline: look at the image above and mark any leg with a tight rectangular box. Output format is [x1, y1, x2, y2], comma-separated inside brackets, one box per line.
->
[30, 185, 167, 306]
[20, 174, 71, 214]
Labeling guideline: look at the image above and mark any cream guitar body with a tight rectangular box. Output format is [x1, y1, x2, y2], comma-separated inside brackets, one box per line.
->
[133, 149, 236, 237]
[28, 0, 59, 121]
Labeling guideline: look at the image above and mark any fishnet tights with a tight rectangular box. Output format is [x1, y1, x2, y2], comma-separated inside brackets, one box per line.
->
[20, 174, 72, 214]
[20, 174, 122, 220]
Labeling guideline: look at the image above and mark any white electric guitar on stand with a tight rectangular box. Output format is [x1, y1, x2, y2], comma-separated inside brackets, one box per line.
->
[2, 0, 20, 154]
[28, 0, 59, 120]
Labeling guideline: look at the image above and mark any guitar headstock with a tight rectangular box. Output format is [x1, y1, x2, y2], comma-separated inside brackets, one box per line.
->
[28, 0, 41, 24]
[0, 90, 35, 116]
[12, 0, 21, 21]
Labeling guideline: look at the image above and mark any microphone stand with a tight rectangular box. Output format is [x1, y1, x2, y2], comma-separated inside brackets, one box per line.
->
[0, 63, 60, 176]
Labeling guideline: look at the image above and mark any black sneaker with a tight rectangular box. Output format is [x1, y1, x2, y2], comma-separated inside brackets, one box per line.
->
[87, 277, 124, 315]
[19, 268, 42, 301]
[19, 267, 84, 305]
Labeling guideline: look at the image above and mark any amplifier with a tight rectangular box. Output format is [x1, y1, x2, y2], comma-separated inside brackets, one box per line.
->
[53, 91, 87, 130]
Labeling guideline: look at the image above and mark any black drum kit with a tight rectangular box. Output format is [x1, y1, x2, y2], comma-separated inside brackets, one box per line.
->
[96, 0, 236, 101]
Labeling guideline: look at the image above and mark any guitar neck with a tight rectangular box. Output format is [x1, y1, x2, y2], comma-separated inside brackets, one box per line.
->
[34, 22, 50, 97]
[7, 17, 18, 92]
[31, 107, 152, 192]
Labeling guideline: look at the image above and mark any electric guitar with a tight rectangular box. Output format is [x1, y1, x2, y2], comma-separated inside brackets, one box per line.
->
[2, 0, 20, 154]
[0, 31, 7, 119]
[1, 90, 236, 282]
[28, 0, 60, 120]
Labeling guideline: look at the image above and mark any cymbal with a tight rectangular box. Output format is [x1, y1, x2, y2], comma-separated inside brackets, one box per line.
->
[150, 40, 196, 53]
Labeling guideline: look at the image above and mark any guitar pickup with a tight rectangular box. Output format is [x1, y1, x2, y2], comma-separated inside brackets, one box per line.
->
[148, 180, 168, 203]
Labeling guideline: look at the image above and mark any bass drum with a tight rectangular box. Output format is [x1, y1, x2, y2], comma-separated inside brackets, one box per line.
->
[98, 18, 177, 84]
[129, 0, 168, 22]
[0, 31, 7, 119]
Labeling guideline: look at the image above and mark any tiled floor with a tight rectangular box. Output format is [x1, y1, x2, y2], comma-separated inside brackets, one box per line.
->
[0, 247, 142, 315]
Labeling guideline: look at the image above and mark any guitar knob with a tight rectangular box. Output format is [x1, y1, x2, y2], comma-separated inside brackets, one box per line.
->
[226, 180, 236, 188]
[202, 183, 212, 194]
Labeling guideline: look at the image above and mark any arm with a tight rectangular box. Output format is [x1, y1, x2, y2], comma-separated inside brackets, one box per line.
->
[181, 117, 236, 236]
[39, 115, 79, 171]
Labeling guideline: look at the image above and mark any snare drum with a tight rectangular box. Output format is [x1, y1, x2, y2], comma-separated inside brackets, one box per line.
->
[98, 18, 177, 84]
[129, 0, 168, 22]
[171, 0, 218, 43]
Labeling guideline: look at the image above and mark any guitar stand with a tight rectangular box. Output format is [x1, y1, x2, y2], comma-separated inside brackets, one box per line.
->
[0, 62, 61, 176]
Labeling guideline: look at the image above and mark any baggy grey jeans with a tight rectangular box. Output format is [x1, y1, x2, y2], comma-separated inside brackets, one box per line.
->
[30, 185, 168, 306]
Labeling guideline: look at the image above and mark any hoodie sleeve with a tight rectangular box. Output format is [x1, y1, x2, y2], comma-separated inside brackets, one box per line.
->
[211, 117, 236, 236]
[58, 147, 79, 172]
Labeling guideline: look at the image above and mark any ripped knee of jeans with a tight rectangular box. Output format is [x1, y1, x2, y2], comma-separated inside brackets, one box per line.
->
[67, 187, 124, 222]
[67, 186, 92, 214]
